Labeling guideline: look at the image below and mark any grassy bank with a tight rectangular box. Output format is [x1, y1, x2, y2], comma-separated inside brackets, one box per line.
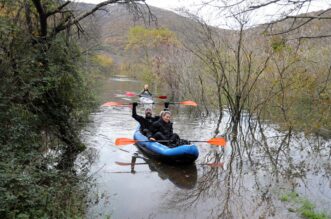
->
[280, 192, 330, 219]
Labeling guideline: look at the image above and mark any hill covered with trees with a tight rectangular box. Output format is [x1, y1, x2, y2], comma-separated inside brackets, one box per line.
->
[81, 3, 331, 137]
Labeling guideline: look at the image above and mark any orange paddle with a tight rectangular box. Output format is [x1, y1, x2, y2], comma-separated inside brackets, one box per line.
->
[169, 100, 198, 107]
[115, 137, 226, 146]
[101, 101, 131, 107]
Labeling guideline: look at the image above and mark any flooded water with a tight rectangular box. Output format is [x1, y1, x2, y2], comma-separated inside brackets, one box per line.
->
[83, 76, 331, 219]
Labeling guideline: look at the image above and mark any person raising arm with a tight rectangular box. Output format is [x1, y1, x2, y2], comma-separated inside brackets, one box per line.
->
[132, 102, 159, 136]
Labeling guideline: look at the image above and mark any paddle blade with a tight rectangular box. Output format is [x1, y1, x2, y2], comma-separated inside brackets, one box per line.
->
[115, 161, 147, 166]
[180, 100, 197, 107]
[207, 138, 226, 146]
[115, 138, 137, 146]
[158, 96, 167, 99]
[102, 101, 123, 107]
[125, 91, 136, 97]
[115, 161, 131, 166]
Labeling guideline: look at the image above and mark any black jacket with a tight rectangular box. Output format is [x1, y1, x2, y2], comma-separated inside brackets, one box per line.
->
[132, 105, 159, 130]
[150, 118, 173, 138]
[138, 89, 152, 97]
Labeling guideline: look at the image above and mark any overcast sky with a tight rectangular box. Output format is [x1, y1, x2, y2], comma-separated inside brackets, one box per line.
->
[75, 0, 331, 28]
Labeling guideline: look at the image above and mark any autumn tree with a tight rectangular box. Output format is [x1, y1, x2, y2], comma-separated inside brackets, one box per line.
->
[126, 26, 180, 96]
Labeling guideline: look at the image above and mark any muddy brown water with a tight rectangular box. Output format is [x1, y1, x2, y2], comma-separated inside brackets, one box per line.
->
[83, 76, 331, 219]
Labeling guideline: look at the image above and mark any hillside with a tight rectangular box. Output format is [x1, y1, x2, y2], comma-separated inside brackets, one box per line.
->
[74, 3, 233, 62]
[75, 2, 331, 65]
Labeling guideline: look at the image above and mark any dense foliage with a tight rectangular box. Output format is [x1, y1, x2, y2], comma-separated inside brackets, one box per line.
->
[0, 1, 97, 218]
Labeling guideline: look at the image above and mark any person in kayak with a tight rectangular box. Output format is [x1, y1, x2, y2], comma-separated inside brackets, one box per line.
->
[148, 110, 189, 147]
[132, 102, 159, 136]
[138, 84, 152, 97]
[164, 102, 170, 111]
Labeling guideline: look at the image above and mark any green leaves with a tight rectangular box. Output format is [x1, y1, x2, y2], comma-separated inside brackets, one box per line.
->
[0, 1, 96, 218]
[280, 191, 330, 219]
[270, 36, 287, 53]
[126, 25, 179, 51]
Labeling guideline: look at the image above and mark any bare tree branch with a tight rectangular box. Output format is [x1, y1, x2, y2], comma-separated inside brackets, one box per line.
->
[52, 0, 148, 37]
[265, 7, 331, 37]
[318, 65, 331, 95]
[298, 34, 331, 40]
[46, 1, 71, 17]
[249, 0, 281, 10]
[286, 15, 331, 19]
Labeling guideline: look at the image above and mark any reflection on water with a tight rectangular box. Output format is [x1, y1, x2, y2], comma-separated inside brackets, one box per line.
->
[130, 155, 198, 190]
[84, 76, 331, 219]
[165, 117, 331, 218]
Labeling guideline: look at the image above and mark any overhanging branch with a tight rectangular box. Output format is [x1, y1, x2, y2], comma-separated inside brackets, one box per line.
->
[46, 1, 71, 17]
[51, 0, 146, 37]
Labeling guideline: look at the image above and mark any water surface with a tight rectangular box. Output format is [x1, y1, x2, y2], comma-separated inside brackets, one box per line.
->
[84, 76, 331, 219]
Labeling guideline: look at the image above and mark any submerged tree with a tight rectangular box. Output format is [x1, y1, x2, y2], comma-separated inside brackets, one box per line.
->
[182, 11, 271, 137]
[180, 0, 330, 137]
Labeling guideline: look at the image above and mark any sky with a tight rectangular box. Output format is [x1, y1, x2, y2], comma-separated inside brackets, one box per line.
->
[75, 0, 331, 28]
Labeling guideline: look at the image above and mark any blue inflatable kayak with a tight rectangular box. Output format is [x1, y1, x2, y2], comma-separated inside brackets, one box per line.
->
[133, 129, 199, 164]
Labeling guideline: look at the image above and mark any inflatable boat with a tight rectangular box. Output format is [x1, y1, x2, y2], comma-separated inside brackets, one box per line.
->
[133, 129, 199, 164]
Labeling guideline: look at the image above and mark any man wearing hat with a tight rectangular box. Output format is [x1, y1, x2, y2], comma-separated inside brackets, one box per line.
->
[132, 102, 160, 136]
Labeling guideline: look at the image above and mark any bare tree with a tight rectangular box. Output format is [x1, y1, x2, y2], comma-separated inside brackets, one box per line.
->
[182, 12, 271, 137]
[199, 0, 331, 40]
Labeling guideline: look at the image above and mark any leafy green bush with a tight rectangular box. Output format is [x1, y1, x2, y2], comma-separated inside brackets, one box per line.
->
[0, 1, 97, 218]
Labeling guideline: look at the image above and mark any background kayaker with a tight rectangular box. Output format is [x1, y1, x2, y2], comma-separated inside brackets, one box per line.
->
[149, 111, 189, 147]
[164, 102, 170, 111]
[132, 102, 159, 136]
[138, 84, 152, 97]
